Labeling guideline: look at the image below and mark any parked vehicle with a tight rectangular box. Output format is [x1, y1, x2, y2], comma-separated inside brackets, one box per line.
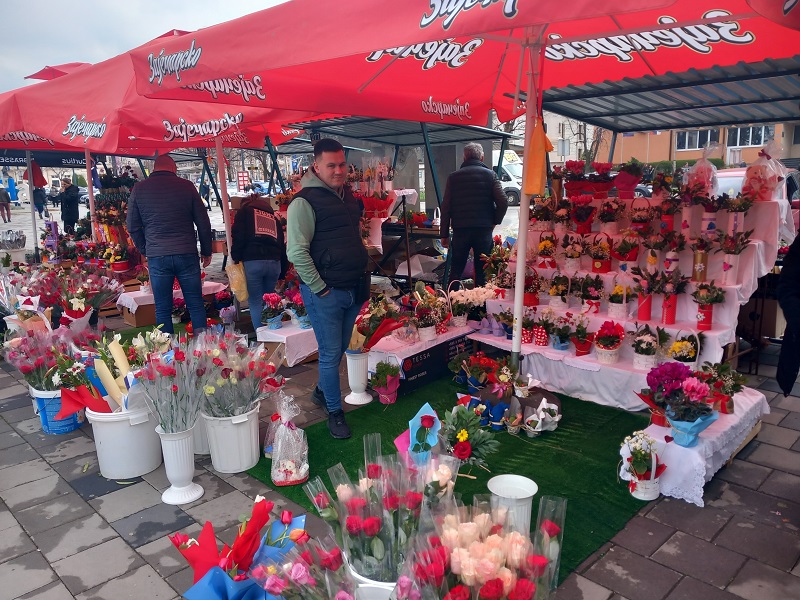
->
[493, 149, 523, 206]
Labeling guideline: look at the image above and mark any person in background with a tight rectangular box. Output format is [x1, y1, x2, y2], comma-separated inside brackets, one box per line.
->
[33, 187, 47, 219]
[0, 184, 11, 223]
[199, 182, 212, 211]
[2, 173, 19, 207]
[440, 142, 508, 286]
[127, 155, 212, 334]
[57, 177, 80, 234]
[231, 193, 288, 330]
[287, 138, 368, 440]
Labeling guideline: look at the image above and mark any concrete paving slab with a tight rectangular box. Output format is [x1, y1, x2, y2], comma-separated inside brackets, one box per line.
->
[0, 405, 41, 424]
[0, 550, 57, 600]
[584, 546, 681, 600]
[715, 459, 772, 490]
[664, 576, 743, 600]
[89, 481, 163, 523]
[646, 498, 732, 541]
[0, 473, 74, 511]
[758, 469, 800, 504]
[52, 537, 144, 595]
[0, 521, 35, 564]
[17, 581, 76, 600]
[50, 452, 100, 481]
[761, 407, 789, 425]
[74, 564, 177, 600]
[15, 492, 94, 535]
[780, 410, 800, 431]
[652, 531, 747, 588]
[19, 422, 88, 449]
[0, 505, 16, 533]
[69, 471, 144, 501]
[714, 515, 800, 571]
[180, 471, 236, 509]
[757, 423, 800, 449]
[109, 503, 195, 549]
[611, 516, 676, 557]
[0, 458, 56, 492]
[33, 513, 118, 562]
[0, 439, 37, 469]
[142, 463, 204, 492]
[224, 472, 271, 499]
[0, 430, 25, 451]
[553, 573, 613, 600]
[38, 435, 98, 464]
[772, 394, 800, 412]
[183, 490, 256, 532]
[165, 566, 194, 597]
[135, 523, 201, 578]
[745, 443, 800, 476]
[0, 396, 33, 413]
[0, 385, 31, 401]
[704, 479, 800, 531]
[726, 558, 800, 599]
[0, 419, 11, 434]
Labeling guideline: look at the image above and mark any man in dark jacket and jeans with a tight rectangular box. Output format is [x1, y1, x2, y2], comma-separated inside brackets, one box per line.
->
[440, 143, 508, 286]
[127, 155, 213, 334]
[57, 178, 81, 234]
[287, 138, 368, 440]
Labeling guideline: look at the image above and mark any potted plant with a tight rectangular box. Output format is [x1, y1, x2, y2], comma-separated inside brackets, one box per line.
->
[662, 231, 686, 274]
[570, 194, 596, 235]
[520, 308, 537, 344]
[656, 269, 689, 325]
[691, 280, 725, 331]
[480, 244, 511, 291]
[611, 235, 640, 273]
[552, 198, 572, 236]
[522, 268, 543, 307]
[723, 193, 754, 235]
[663, 375, 718, 448]
[536, 233, 557, 268]
[641, 234, 666, 274]
[136, 268, 151, 294]
[463, 351, 498, 395]
[594, 320, 625, 364]
[656, 195, 681, 233]
[448, 351, 471, 384]
[620, 430, 667, 500]
[369, 360, 401, 405]
[560, 234, 585, 272]
[563, 160, 590, 195]
[533, 307, 555, 346]
[573, 273, 604, 314]
[548, 272, 571, 309]
[214, 289, 233, 310]
[171, 297, 186, 324]
[667, 332, 704, 371]
[637, 361, 694, 427]
[104, 244, 130, 272]
[530, 198, 554, 231]
[0, 252, 11, 275]
[413, 305, 439, 341]
[629, 323, 670, 371]
[695, 361, 746, 414]
[570, 312, 594, 356]
[651, 168, 675, 202]
[629, 200, 654, 234]
[597, 197, 625, 234]
[607, 282, 634, 320]
[690, 234, 715, 282]
[261, 292, 286, 329]
[589, 161, 616, 198]
[284, 289, 310, 328]
[550, 313, 574, 351]
[615, 158, 644, 198]
[698, 193, 727, 234]
[587, 234, 612, 273]
[715, 229, 754, 286]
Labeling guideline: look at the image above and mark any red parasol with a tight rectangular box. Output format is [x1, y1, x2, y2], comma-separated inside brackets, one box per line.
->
[25, 62, 91, 81]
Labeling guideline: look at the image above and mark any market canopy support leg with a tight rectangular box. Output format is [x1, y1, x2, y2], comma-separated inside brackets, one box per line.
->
[25, 151, 40, 262]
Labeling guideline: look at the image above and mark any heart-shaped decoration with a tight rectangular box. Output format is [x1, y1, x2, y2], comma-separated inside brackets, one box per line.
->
[681, 220, 689, 229]
[707, 222, 716, 230]
[664, 435, 674, 443]
[663, 261, 671, 269]
[723, 262, 732, 271]
[620, 263, 628, 272]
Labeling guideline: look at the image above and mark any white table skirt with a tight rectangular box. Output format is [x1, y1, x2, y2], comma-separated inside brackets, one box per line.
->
[369, 326, 472, 378]
[256, 323, 318, 367]
[116, 282, 227, 313]
[619, 388, 770, 507]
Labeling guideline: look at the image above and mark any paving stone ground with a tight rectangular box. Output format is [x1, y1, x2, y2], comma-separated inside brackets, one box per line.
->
[0, 331, 798, 598]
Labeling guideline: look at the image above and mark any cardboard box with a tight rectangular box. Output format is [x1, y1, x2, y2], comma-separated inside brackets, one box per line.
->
[121, 304, 156, 328]
[229, 196, 246, 210]
[398, 334, 470, 395]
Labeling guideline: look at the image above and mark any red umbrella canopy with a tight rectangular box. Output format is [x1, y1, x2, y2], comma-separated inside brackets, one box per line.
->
[131, 0, 800, 125]
[747, 0, 800, 30]
[2, 37, 322, 153]
[24, 62, 91, 81]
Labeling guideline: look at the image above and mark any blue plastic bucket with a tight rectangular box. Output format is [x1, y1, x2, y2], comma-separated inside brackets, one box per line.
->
[33, 389, 83, 434]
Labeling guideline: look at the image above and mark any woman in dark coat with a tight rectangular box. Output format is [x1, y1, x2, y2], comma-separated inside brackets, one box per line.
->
[57, 178, 80, 234]
[777, 235, 800, 395]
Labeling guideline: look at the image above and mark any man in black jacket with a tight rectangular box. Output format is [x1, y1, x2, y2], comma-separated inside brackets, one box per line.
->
[231, 194, 288, 330]
[57, 178, 81, 234]
[127, 155, 213, 334]
[440, 143, 508, 286]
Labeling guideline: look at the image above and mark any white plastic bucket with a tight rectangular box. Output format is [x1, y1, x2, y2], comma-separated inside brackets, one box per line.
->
[488, 474, 539, 534]
[86, 407, 162, 479]
[193, 417, 211, 455]
[202, 403, 260, 473]
[356, 585, 394, 600]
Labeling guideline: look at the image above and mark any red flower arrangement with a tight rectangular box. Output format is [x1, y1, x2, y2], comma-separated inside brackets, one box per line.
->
[595, 320, 625, 350]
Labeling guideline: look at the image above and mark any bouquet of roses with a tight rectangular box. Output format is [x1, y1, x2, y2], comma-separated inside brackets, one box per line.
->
[690, 234, 715, 253]
[656, 269, 690, 296]
[570, 194, 596, 225]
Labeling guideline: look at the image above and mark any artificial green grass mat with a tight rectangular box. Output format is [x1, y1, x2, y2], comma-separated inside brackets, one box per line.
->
[116, 323, 186, 344]
[248, 376, 649, 581]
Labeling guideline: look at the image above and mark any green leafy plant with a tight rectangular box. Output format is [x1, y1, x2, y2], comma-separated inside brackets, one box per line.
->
[369, 360, 400, 388]
[691, 281, 726, 305]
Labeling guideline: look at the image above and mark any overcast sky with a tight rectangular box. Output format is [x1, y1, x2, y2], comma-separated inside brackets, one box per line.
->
[0, 0, 286, 93]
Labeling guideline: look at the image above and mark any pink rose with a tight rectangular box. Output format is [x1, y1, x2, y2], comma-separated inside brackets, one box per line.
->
[450, 547, 469, 575]
[458, 521, 481, 546]
[468, 541, 487, 560]
[475, 557, 501, 585]
[498, 567, 517, 596]
[505, 531, 529, 569]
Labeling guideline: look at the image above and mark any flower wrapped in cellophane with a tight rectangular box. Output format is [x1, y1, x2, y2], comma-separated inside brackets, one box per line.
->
[271, 391, 310, 487]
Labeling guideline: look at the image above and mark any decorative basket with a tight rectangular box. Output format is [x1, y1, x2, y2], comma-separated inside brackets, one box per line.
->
[607, 302, 629, 320]
[632, 352, 657, 371]
[595, 343, 621, 364]
[451, 314, 468, 328]
[630, 476, 661, 501]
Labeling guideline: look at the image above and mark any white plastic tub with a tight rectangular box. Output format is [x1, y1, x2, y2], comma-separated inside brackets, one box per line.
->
[86, 407, 162, 479]
[488, 474, 539, 534]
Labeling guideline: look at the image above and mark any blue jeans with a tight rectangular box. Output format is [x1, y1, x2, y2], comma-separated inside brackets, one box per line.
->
[149, 253, 207, 334]
[243, 259, 281, 330]
[300, 284, 362, 413]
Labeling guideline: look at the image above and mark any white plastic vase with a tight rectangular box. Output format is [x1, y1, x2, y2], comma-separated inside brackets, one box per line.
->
[202, 403, 260, 473]
[721, 253, 740, 286]
[488, 474, 539, 533]
[344, 351, 373, 405]
[192, 417, 210, 455]
[156, 425, 204, 505]
[86, 407, 162, 479]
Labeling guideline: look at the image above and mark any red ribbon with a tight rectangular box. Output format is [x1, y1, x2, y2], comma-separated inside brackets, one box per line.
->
[758, 150, 771, 160]
[494, 288, 505, 299]
[585, 299, 601, 313]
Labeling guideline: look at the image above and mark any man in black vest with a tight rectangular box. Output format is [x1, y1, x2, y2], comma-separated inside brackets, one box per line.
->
[287, 139, 368, 439]
[440, 142, 508, 286]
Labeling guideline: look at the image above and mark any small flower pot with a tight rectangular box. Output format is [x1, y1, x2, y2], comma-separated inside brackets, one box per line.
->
[638, 293, 652, 321]
[607, 302, 629, 320]
[595, 344, 620, 364]
[721, 253, 740, 286]
[418, 325, 436, 341]
[697, 304, 714, 331]
[550, 335, 570, 351]
[435, 321, 449, 335]
[521, 328, 534, 344]
[451, 314, 468, 327]
[575, 220, 593, 235]
[591, 258, 611, 274]
[661, 294, 677, 325]
[633, 352, 657, 371]
[630, 476, 661, 501]
[537, 256, 557, 269]
[523, 292, 539, 307]
[533, 325, 549, 346]
[659, 213, 675, 233]
[111, 260, 130, 273]
[571, 337, 593, 357]
[691, 250, 708, 283]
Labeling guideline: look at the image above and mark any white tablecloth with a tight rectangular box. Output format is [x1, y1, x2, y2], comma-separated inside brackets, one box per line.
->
[256, 323, 318, 367]
[619, 388, 770, 506]
[369, 326, 472, 378]
[116, 282, 228, 313]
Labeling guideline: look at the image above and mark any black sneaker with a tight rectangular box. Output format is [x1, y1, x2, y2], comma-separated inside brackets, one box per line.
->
[328, 411, 351, 439]
[311, 385, 329, 415]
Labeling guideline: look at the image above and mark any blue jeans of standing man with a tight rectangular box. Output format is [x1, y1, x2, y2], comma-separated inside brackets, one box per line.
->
[149, 253, 207, 334]
[243, 259, 281, 330]
[300, 284, 362, 414]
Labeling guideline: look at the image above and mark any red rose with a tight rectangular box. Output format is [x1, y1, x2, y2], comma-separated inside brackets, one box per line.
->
[362, 516, 382, 537]
[320, 547, 343, 571]
[444, 585, 471, 600]
[345, 497, 367, 514]
[508, 579, 537, 600]
[525, 554, 549, 578]
[366, 463, 382, 479]
[382, 494, 400, 511]
[345, 515, 363, 536]
[479, 578, 505, 600]
[540, 519, 561, 538]
[314, 492, 330, 509]
[453, 441, 472, 460]
[423, 560, 446, 587]
[171, 384, 178, 393]
[299, 549, 314, 565]
[420, 414, 435, 429]
[403, 491, 423, 510]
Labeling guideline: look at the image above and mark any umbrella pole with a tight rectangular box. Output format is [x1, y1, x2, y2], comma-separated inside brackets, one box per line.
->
[25, 151, 40, 262]
[510, 43, 540, 371]
[214, 137, 233, 258]
[85, 150, 97, 243]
